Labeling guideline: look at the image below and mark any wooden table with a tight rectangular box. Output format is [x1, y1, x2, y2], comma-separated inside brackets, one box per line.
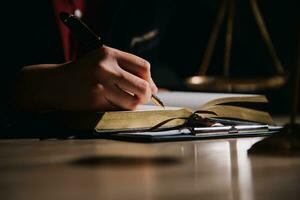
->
[1, 136, 300, 200]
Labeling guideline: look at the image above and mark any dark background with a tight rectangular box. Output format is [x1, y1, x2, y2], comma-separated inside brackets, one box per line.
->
[152, 0, 300, 114]
[1, 0, 299, 116]
[0, 0, 299, 136]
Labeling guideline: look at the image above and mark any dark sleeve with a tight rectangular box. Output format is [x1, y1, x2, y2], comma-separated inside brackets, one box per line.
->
[0, 1, 64, 135]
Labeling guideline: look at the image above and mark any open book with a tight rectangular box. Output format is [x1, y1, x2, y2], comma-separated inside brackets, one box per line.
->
[94, 91, 273, 133]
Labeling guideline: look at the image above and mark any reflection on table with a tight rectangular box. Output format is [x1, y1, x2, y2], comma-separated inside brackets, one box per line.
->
[0, 137, 300, 200]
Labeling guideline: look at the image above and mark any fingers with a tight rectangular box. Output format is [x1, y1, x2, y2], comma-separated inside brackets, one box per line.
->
[114, 69, 152, 104]
[148, 77, 158, 94]
[89, 84, 120, 111]
[115, 49, 149, 77]
[92, 46, 159, 110]
[113, 48, 158, 94]
[96, 67, 152, 106]
[103, 83, 139, 110]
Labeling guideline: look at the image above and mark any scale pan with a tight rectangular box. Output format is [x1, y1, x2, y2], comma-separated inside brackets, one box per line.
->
[185, 75, 287, 92]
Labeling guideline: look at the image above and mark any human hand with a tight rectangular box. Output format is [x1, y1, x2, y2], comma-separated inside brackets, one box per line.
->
[16, 46, 158, 111]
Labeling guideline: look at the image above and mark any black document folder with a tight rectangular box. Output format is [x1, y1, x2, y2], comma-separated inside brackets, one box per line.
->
[95, 125, 281, 143]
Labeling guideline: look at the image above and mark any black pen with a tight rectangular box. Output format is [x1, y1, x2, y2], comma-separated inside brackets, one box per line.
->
[59, 12, 164, 108]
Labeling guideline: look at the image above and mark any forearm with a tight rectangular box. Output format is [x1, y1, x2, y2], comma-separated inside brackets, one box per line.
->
[15, 64, 63, 111]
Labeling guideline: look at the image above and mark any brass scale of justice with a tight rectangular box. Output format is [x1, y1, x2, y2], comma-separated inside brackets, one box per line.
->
[186, 0, 300, 155]
[185, 0, 287, 91]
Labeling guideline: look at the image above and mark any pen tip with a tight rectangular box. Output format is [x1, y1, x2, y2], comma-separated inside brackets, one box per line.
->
[59, 12, 70, 22]
[151, 95, 165, 108]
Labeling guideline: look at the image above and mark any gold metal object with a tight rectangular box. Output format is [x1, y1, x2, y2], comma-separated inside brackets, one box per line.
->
[186, 0, 286, 91]
[187, 75, 287, 92]
[248, 27, 300, 156]
[151, 95, 165, 108]
[248, 125, 300, 155]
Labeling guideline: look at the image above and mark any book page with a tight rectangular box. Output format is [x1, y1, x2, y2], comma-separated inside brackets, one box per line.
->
[95, 107, 192, 132]
[153, 91, 259, 111]
[137, 104, 182, 111]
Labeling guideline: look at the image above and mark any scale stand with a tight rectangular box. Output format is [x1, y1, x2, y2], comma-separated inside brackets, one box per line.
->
[248, 25, 300, 156]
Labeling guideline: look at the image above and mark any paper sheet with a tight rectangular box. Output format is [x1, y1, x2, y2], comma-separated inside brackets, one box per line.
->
[152, 91, 258, 110]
